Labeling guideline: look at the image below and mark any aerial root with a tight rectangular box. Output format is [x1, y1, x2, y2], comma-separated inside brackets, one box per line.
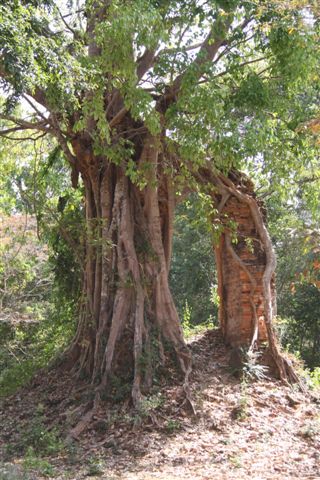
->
[282, 355, 308, 394]
[182, 369, 196, 416]
[176, 346, 196, 416]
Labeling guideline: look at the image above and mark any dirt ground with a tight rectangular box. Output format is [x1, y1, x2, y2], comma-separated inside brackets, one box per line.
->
[1, 329, 319, 479]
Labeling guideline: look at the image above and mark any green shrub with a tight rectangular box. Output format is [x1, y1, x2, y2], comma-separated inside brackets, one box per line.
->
[23, 447, 55, 478]
[18, 406, 64, 456]
[86, 457, 105, 477]
[310, 367, 320, 389]
[165, 419, 182, 433]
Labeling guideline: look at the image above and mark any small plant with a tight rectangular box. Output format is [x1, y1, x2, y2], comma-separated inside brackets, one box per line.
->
[298, 420, 320, 439]
[19, 406, 63, 456]
[231, 375, 250, 421]
[86, 457, 105, 477]
[229, 347, 268, 382]
[165, 419, 181, 433]
[139, 393, 164, 416]
[229, 454, 242, 468]
[182, 301, 212, 339]
[244, 237, 254, 253]
[107, 375, 132, 402]
[221, 438, 231, 445]
[242, 350, 269, 382]
[0, 463, 25, 480]
[232, 391, 248, 421]
[182, 300, 192, 337]
[131, 393, 164, 427]
[23, 447, 55, 477]
[309, 367, 320, 390]
[65, 439, 80, 466]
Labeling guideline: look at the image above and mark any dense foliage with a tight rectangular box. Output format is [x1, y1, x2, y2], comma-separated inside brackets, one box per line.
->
[268, 199, 320, 368]
[170, 195, 218, 329]
[0, 138, 83, 395]
[0, 1, 319, 178]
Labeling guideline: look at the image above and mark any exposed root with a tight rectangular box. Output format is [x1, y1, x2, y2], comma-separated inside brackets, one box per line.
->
[217, 192, 231, 213]
[192, 165, 304, 388]
[282, 356, 308, 394]
[142, 137, 196, 413]
[67, 392, 101, 440]
[132, 285, 145, 409]
[177, 344, 196, 415]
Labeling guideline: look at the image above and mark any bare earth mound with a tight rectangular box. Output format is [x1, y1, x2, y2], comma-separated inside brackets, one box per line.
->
[1, 329, 319, 479]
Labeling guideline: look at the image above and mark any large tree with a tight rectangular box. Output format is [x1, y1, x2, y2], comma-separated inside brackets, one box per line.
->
[0, 0, 319, 422]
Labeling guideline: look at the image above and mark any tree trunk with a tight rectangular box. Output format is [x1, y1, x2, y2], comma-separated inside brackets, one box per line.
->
[64, 135, 192, 411]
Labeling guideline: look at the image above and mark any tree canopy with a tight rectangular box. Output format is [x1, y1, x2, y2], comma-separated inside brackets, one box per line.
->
[0, 0, 319, 182]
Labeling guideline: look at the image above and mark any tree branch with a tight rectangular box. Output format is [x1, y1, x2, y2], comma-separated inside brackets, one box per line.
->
[50, 115, 77, 166]
[109, 107, 128, 128]
[197, 56, 270, 85]
[0, 132, 47, 142]
[56, 5, 80, 38]
[157, 14, 233, 110]
[0, 114, 50, 133]
[137, 48, 157, 81]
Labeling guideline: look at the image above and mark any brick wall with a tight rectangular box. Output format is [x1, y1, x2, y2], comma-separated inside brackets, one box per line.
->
[214, 179, 272, 347]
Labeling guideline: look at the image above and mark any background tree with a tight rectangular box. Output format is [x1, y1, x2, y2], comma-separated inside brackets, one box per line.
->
[0, 0, 319, 419]
[170, 194, 218, 330]
[266, 164, 320, 370]
[0, 134, 83, 395]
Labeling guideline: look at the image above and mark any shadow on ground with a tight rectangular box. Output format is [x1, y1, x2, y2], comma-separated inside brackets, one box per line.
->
[1, 329, 319, 479]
